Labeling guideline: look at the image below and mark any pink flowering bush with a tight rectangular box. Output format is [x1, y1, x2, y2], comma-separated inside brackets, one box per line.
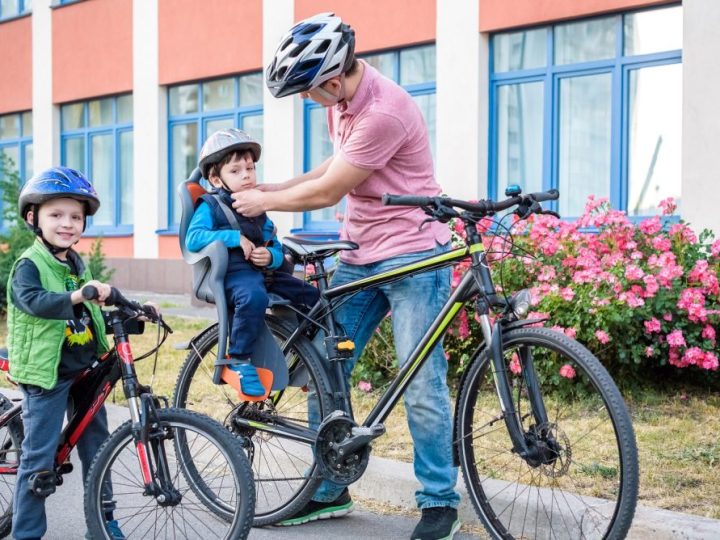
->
[444, 196, 720, 389]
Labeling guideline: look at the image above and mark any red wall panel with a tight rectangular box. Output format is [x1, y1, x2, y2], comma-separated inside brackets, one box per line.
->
[0, 16, 32, 114]
[76, 236, 134, 258]
[159, 0, 263, 85]
[53, 0, 133, 103]
[295, 0, 436, 52]
[480, 0, 677, 32]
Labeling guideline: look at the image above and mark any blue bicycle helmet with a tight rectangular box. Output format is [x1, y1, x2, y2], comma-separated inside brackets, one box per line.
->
[19, 166, 101, 220]
[266, 12, 355, 98]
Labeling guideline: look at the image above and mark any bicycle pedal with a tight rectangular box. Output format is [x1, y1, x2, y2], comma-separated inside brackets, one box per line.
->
[28, 470, 57, 497]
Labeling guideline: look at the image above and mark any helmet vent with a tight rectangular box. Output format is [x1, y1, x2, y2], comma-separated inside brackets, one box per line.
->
[277, 66, 288, 79]
[280, 36, 293, 51]
[321, 63, 340, 77]
[289, 40, 310, 58]
[301, 23, 321, 35]
[315, 40, 330, 54]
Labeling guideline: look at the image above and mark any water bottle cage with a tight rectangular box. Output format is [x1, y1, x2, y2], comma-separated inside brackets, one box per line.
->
[324, 336, 355, 361]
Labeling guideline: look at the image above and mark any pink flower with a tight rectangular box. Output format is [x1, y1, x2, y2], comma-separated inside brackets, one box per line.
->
[639, 216, 662, 235]
[595, 330, 611, 344]
[651, 236, 672, 252]
[560, 287, 575, 301]
[624, 265, 644, 281]
[667, 330, 686, 348]
[681, 347, 705, 367]
[711, 239, 720, 257]
[702, 325, 716, 341]
[701, 351, 719, 371]
[658, 197, 677, 215]
[564, 328, 577, 339]
[644, 318, 662, 333]
[663, 313, 673, 322]
[645, 346, 654, 357]
[458, 310, 470, 340]
[357, 380, 373, 393]
[509, 353, 522, 374]
[559, 364, 576, 379]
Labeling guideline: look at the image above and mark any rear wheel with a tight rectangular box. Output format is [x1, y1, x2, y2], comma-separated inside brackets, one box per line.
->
[0, 394, 22, 539]
[457, 327, 638, 539]
[173, 315, 334, 525]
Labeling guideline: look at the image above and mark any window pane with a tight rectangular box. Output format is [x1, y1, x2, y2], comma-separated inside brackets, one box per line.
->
[555, 17, 615, 65]
[558, 73, 612, 216]
[496, 82, 544, 197]
[242, 113, 263, 180]
[62, 103, 85, 130]
[1, 0, 19, 18]
[64, 137, 85, 172]
[307, 106, 336, 224]
[400, 45, 435, 85]
[412, 93, 436, 167]
[0, 114, 19, 140]
[169, 84, 199, 116]
[117, 94, 133, 123]
[624, 6, 682, 55]
[23, 0, 31, 12]
[628, 64, 682, 216]
[203, 78, 234, 111]
[88, 98, 113, 127]
[493, 29, 547, 72]
[119, 131, 133, 225]
[362, 52, 395, 79]
[90, 134, 113, 226]
[171, 123, 198, 223]
[205, 117, 233, 138]
[1, 146, 19, 176]
[239, 73, 263, 106]
[22, 143, 32, 181]
[22, 112, 32, 137]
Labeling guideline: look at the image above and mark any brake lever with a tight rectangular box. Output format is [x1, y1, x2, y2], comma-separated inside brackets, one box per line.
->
[540, 209, 561, 218]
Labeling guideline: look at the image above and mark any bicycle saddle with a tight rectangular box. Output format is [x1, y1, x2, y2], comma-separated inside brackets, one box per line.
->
[283, 236, 358, 260]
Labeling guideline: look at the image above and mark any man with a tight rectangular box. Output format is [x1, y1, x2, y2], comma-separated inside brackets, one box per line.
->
[233, 12, 460, 540]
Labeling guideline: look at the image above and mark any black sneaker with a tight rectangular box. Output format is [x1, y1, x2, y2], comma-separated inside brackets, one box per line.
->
[278, 489, 354, 526]
[411, 506, 460, 540]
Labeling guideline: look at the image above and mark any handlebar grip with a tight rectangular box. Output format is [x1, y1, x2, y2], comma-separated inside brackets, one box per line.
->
[531, 189, 560, 202]
[81, 285, 99, 301]
[382, 194, 434, 207]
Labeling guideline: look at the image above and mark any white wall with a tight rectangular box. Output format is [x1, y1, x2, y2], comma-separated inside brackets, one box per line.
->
[681, 0, 720, 235]
[32, 0, 59, 172]
[262, 0, 304, 239]
[132, 0, 165, 257]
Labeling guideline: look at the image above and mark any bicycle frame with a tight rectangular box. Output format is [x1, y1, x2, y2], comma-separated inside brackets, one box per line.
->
[244, 221, 551, 463]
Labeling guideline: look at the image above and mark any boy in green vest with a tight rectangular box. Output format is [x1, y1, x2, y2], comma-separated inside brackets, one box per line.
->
[6, 167, 123, 540]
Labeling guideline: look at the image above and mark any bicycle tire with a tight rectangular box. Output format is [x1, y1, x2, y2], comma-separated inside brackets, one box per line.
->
[173, 314, 334, 526]
[84, 407, 254, 540]
[456, 327, 638, 540]
[0, 395, 22, 540]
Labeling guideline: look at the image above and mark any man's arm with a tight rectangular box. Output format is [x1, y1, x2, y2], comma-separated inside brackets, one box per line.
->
[261, 156, 333, 192]
[233, 154, 372, 216]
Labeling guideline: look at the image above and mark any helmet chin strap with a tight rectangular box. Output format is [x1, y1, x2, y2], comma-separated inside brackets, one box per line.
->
[314, 75, 346, 105]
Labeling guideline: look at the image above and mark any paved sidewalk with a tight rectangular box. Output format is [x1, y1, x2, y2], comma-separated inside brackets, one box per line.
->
[120, 290, 720, 539]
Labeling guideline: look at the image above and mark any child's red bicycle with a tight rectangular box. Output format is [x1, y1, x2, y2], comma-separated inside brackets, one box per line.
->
[0, 286, 254, 539]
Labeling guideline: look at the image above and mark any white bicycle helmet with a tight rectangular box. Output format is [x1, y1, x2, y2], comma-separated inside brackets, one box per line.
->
[266, 12, 355, 98]
[198, 128, 262, 179]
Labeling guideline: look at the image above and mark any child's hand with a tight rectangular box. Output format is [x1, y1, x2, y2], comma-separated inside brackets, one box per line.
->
[240, 236, 254, 260]
[250, 247, 272, 267]
[139, 302, 160, 321]
[72, 280, 112, 305]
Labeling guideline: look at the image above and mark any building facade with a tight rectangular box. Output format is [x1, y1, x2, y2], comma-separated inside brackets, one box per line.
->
[1, 0, 715, 293]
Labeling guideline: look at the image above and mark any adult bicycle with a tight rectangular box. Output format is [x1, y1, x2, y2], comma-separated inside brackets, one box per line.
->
[0, 286, 254, 539]
[173, 187, 639, 539]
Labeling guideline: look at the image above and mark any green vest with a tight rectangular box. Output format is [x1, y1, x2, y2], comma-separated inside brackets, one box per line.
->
[6, 239, 109, 389]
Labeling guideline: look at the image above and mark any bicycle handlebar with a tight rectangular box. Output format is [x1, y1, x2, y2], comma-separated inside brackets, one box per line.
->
[82, 285, 164, 325]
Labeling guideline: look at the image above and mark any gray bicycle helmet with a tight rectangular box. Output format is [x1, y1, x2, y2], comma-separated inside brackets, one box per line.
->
[266, 12, 355, 98]
[198, 128, 262, 179]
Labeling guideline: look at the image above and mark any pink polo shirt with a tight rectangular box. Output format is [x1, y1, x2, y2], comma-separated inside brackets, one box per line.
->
[328, 60, 450, 265]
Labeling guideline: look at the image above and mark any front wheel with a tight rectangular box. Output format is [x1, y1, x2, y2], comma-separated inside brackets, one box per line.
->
[0, 395, 22, 539]
[84, 407, 254, 540]
[456, 327, 638, 540]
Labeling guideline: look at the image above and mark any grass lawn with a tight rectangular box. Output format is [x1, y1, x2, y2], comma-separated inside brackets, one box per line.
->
[1, 315, 718, 520]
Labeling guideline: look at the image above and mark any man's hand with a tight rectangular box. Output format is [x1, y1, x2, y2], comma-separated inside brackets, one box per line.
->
[240, 236, 254, 259]
[232, 189, 266, 217]
[249, 247, 272, 267]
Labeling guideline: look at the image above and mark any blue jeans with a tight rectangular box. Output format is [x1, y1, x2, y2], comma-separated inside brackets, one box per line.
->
[311, 243, 460, 509]
[12, 377, 112, 540]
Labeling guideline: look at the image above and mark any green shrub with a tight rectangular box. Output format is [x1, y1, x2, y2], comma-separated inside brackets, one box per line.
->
[82, 236, 115, 283]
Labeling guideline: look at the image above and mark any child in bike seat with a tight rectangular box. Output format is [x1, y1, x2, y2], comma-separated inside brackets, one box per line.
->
[6, 167, 134, 540]
[186, 128, 320, 396]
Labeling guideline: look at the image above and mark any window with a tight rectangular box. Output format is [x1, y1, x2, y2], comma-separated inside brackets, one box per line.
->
[302, 44, 436, 236]
[490, 5, 682, 218]
[0, 111, 32, 232]
[167, 72, 263, 227]
[60, 95, 133, 233]
[0, 0, 31, 20]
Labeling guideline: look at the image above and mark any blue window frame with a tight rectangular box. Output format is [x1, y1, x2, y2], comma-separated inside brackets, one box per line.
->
[60, 95, 133, 235]
[167, 72, 263, 229]
[0, 0, 31, 20]
[301, 44, 437, 237]
[489, 5, 682, 218]
[0, 111, 32, 233]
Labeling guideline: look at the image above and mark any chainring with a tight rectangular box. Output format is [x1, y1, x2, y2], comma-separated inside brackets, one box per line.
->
[315, 411, 370, 485]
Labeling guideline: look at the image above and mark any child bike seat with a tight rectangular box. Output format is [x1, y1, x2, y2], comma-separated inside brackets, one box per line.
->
[177, 169, 288, 390]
